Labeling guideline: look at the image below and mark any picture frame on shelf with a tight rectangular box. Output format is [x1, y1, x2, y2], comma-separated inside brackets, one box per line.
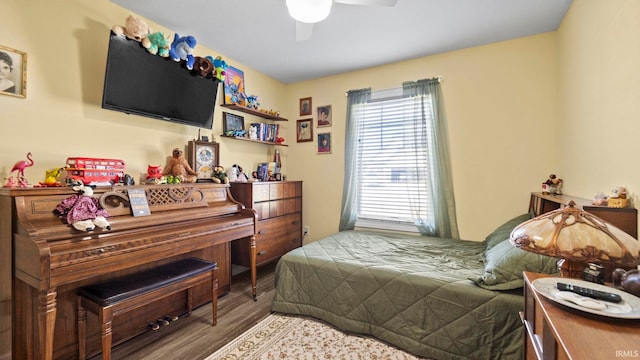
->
[317, 105, 331, 127]
[296, 119, 313, 143]
[317, 132, 331, 154]
[0, 44, 27, 98]
[223, 66, 246, 106]
[299, 97, 312, 116]
[223, 112, 245, 135]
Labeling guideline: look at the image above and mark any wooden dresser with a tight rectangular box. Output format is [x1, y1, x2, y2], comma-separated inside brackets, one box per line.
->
[522, 272, 640, 360]
[230, 181, 303, 267]
[529, 192, 638, 238]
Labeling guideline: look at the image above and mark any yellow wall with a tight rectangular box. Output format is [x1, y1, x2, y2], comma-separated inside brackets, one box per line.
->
[556, 0, 640, 202]
[286, 33, 559, 241]
[2, 0, 635, 243]
[0, 0, 287, 187]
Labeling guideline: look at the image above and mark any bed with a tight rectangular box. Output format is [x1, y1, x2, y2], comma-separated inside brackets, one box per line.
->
[271, 214, 559, 360]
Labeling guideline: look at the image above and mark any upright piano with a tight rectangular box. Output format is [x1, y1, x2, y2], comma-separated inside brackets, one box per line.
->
[0, 183, 257, 360]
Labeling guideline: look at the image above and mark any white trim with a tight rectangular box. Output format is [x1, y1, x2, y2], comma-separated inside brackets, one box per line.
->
[355, 219, 420, 233]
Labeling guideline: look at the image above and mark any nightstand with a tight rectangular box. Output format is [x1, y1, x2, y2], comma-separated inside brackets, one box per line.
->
[522, 272, 640, 360]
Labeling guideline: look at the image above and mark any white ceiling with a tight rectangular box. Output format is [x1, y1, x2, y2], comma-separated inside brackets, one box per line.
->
[110, 0, 572, 84]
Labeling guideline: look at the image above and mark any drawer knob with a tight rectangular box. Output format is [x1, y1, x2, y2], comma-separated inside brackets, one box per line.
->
[258, 230, 267, 235]
[258, 250, 268, 255]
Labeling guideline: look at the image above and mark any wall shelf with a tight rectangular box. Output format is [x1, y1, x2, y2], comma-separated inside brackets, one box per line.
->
[220, 135, 288, 146]
[221, 104, 288, 121]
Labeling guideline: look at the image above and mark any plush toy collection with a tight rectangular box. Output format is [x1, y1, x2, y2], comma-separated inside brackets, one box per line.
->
[112, 15, 225, 82]
[111, 15, 282, 117]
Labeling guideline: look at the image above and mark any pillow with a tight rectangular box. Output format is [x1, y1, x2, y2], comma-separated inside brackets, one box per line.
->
[483, 213, 533, 251]
[473, 239, 558, 290]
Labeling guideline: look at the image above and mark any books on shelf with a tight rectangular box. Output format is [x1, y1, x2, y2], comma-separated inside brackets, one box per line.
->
[249, 123, 280, 143]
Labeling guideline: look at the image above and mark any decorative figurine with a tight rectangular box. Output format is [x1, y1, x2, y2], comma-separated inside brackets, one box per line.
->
[5, 152, 34, 188]
[613, 268, 640, 297]
[246, 95, 260, 110]
[39, 167, 64, 187]
[146, 165, 165, 184]
[541, 174, 563, 195]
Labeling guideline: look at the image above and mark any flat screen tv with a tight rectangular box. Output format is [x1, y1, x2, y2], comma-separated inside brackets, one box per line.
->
[102, 32, 220, 128]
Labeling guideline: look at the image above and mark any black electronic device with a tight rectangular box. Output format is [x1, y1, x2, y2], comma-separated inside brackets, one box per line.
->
[102, 32, 220, 128]
[583, 263, 605, 284]
[557, 282, 622, 303]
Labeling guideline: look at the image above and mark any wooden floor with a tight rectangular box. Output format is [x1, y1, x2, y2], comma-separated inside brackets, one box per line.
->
[101, 263, 276, 360]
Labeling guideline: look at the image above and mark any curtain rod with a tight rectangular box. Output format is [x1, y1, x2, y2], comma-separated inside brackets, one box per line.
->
[344, 76, 443, 97]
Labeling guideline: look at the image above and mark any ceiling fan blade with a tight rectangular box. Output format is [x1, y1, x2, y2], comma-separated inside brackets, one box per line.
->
[334, 0, 397, 6]
[296, 21, 314, 42]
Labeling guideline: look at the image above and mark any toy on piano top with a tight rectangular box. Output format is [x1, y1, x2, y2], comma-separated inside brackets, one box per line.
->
[54, 181, 111, 232]
[163, 148, 197, 183]
[3, 152, 34, 188]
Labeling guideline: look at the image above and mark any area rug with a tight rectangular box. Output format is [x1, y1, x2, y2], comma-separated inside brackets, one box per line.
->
[205, 313, 425, 359]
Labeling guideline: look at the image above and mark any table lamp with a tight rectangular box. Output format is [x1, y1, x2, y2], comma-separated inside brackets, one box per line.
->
[510, 201, 640, 278]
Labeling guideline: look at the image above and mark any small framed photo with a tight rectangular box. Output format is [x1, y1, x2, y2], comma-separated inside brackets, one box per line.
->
[317, 105, 332, 127]
[0, 44, 27, 98]
[223, 66, 246, 106]
[299, 97, 312, 116]
[296, 118, 313, 143]
[317, 132, 332, 154]
[223, 112, 245, 136]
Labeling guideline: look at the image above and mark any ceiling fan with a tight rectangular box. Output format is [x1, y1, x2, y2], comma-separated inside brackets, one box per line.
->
[286, 0, 398, 41]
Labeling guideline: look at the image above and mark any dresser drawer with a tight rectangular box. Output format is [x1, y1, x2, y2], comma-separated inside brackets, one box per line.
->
[254, 214, 302, 265]
[231, 213, 302, 267]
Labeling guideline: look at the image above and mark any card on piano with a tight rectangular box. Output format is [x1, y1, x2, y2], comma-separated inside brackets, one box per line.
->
[127, 188, 151, 217]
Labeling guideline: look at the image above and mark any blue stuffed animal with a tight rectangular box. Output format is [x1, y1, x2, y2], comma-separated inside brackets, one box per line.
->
[169, 33, 197, 70]
[207, 55, 228, 82]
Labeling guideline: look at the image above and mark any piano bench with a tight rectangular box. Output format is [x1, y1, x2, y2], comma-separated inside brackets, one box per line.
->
[77, 257, 218, 360]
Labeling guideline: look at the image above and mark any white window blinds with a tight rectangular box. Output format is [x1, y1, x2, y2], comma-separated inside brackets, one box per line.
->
[354, 92, 435, 228]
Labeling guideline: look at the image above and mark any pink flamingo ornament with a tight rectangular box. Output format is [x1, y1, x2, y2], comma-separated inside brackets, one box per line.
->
[7, 152, 34, 187]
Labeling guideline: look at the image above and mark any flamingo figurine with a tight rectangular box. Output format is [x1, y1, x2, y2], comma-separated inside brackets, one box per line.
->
[8, 152, 34, 187]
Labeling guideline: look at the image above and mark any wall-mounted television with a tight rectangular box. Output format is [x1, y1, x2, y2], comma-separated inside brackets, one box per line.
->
[102, 32, 220, 128]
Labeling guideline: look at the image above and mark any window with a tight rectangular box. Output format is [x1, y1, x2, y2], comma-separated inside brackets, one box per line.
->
[352, 91, 434, 232]
[341, 79, 458, 238]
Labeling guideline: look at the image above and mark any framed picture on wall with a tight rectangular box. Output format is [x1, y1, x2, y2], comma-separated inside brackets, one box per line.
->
[317, 132, 331, 154]
[223, 66, 246, 106]
[222, 112, 245, 135]
[296, 119, 313, 142]
[299, 97, 312, 116]
[0, 44, 27, 98]
[317, 105, 332, 127]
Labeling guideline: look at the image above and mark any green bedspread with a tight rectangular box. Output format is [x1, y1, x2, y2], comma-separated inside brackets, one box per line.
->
[271, 230, 523, 360]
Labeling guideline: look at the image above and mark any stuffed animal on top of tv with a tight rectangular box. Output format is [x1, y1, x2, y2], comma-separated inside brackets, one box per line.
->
[169, 33, 197, 70]
[112, 15, 153, 42]
[142, 32, 171, 57]
[209, 56, 228, 82]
